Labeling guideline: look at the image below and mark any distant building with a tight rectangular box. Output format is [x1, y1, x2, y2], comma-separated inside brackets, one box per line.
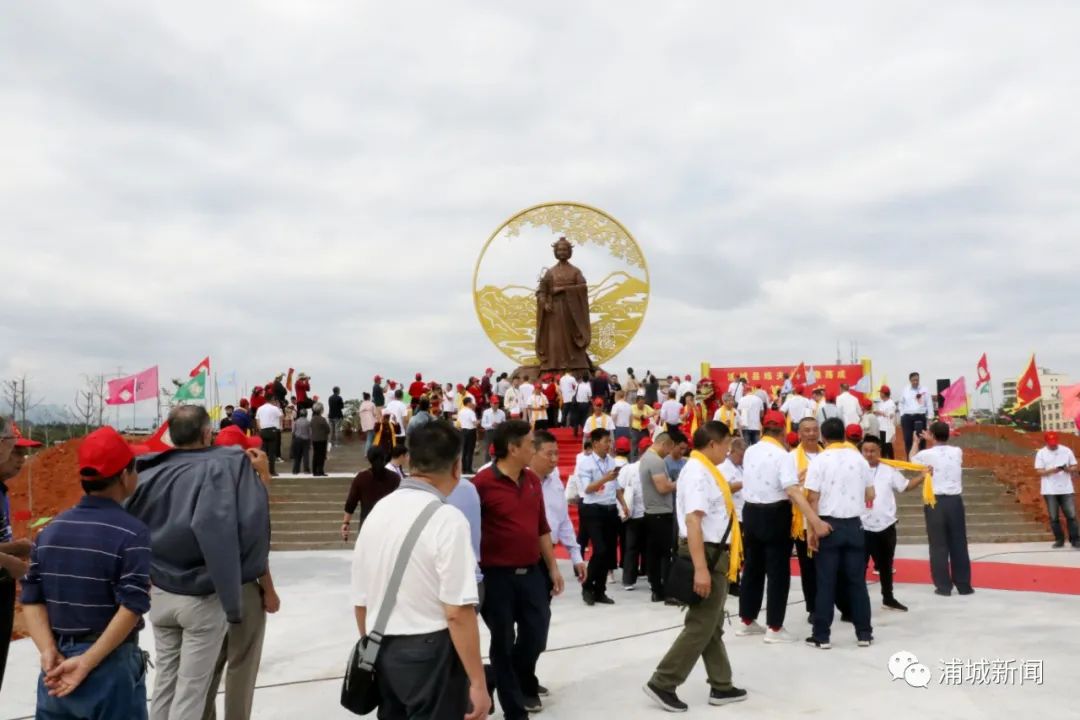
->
[1002, 380, 1017, 409]
[1038, 368, 1075, 434]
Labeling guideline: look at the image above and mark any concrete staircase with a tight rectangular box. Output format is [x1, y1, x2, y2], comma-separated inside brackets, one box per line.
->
[893, 467, 1050, 544]
[267, 441, 1051, 550]
[270, 475, 354, 551]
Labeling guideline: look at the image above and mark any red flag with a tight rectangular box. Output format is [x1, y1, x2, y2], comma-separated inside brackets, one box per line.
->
[134, 366, 159, 401]
[189, 356, 211, 378]
[134, 421, 175, 454]
[106, 375, 136, 405]
[975, 353, 991, 391]
[1012, 354, 1041, 411]
[791, 362, 807, 387]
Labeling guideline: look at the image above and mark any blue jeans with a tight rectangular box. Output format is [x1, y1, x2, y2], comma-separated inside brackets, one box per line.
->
[742, 429, 761, 446]
[1045, 494, 1079, 544]
[36, 641, 147, 720]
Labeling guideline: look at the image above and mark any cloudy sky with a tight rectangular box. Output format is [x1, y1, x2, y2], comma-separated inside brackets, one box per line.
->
[2, 1, 1078, 417]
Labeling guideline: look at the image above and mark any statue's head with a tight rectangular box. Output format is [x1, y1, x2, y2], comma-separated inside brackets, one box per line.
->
[552, 236, 573, 261]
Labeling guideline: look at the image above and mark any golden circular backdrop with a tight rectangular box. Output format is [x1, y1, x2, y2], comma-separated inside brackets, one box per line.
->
[473, 201, 650, 368]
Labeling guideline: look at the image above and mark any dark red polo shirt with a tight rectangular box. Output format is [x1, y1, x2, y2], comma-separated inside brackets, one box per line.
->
[472, 463, 551, 569]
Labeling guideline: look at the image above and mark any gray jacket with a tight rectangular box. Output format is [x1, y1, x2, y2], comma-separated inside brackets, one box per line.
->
[127, 446, 270, 623]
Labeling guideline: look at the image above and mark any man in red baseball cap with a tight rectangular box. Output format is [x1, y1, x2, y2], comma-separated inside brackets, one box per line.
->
[845, 424, 863, 443]
[1035, 430, 1080, 548]
[20, 426, 152, 716]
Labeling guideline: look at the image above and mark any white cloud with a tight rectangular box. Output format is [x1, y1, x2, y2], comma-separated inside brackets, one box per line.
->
[2, 0, 1079, 415]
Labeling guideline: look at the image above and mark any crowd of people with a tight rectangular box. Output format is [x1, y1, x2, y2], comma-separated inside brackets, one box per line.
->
[0, 362, 1077, 718]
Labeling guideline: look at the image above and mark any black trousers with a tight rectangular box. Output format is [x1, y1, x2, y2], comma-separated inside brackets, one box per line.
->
[311, 440, 328, 475]
[900, 414, 927, 459]
[479, 567, 551, 719]
[0, 578, 14, 693]
[739, 501, 793, 629]
[259, 428, 281, 475]
[622, 517, 647, 584]
[546, 405, 558, 428]
[291, 437, 310, 474]
[375, 629, 468, 720]
[812, 517, 872, 642]
[644, 513, 674, 595]
[865, 524, 898, 600]
[580, 503, 619, 596]
[562, 402, 576, 428]
[924, 495, 972, 593]
[796, 537, 850, 619]
[461, 429, 477, 474]
[878, 432, 895, 459]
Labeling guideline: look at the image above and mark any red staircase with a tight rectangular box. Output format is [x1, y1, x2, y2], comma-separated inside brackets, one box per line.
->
[549, 427, 584, 536]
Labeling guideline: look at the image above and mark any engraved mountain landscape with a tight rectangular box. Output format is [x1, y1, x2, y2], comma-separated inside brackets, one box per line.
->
[476, 271, 648, 366]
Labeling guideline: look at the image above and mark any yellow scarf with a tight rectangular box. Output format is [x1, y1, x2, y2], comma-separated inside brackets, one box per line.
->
[717, 406, 737, 434]
[790, 445, 813, 540]
[880, 458, 936, 507]
[688, 450, 743, 582]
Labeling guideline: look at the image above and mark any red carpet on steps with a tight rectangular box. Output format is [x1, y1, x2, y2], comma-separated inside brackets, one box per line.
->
[546, 428, 1080, 595]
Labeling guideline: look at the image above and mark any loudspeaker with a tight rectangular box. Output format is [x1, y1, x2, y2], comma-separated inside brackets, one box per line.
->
[936, 379, 950, 410]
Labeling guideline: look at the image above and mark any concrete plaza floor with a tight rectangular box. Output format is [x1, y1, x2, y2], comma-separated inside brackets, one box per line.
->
[2, 543, 1077, 719]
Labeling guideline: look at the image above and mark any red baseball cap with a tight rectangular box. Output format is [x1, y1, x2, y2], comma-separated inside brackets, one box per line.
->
[12, 422, 42, 448]
[785, 431, 799, 446]
[879, 385, 891, 395]
[215, 425, 263, 450]
[845, 424, 863, 442]
[638, 435, 653, 451]
[490, 395, 500, 404]
[374, 375, 382, 382]
[614, 436, 632, 453]
[762, 410, 786, 429]
[593, 398, 604, 407]
[78, 427, 137, 478]
[794, 384, 805, 395]
[1045, 431, 1060, 448]
[859, 396, 873, 410]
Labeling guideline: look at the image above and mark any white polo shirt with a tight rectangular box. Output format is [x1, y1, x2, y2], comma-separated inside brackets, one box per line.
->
[913, 445, 963, 495]
[559, 374, 577, 403]
[675, 457, 731, 542]
[480, 408, 505, 430]
[876, 399, 898, 441]
[861, 463, 909, 532]
[611, 400, 632, 428]
[741, 438, 798, 504]
[1035, 446, 1077, 496]
[836, 392, 861, 426]
[805, 446, 873, 519]
[617, 461, 645, 519]
[458, 406, 478, 430]
[718, 458, 744, 521]
[659, 399, 682, 425]
[575, 382, 593, 404]
[736, 394, 764, 431]
[351, 487, 479, 635]
[583, 413, 615, 434]
[899, 385, 934, 418]
[519, 382, 535, 408]
[781, 394, 813, 423]
[385, 399, 408, 431]
[255, 403, 283, 431]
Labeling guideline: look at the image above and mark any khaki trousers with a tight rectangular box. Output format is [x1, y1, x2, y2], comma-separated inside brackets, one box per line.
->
[650, 544, 734, 692]
[149, 588, 228, 720]
[201, 582, 267, 720]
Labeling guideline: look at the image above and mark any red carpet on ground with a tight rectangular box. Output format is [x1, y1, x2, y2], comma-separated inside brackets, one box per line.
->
[548, 428, 1080, 596]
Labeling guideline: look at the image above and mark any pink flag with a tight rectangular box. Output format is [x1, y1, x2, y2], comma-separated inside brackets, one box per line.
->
[939, 377, 968, 417]
[134, 366, 159, 401]
[106, 375, 136, 405]
[1061, 382, 1080, 427]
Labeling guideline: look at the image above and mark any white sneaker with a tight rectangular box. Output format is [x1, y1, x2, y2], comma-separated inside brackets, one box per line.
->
[764, 628, 798, 644]
[735, 620, 765, 637]
[623, 585, 636, 591]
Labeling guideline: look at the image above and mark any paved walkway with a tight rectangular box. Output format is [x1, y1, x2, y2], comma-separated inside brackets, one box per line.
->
[2, 543, 1075, 719]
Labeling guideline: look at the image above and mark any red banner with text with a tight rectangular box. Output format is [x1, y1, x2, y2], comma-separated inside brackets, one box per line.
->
[709, 363, 867, 399]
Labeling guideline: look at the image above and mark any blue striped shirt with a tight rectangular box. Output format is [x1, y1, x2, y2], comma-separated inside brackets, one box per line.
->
[20, 495, 152, 635]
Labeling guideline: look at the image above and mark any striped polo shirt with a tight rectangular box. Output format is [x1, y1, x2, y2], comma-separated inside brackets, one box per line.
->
[20, 495, 152, 635]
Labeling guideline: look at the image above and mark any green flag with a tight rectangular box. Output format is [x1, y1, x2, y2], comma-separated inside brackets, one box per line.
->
[174, 372, 207, 401]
